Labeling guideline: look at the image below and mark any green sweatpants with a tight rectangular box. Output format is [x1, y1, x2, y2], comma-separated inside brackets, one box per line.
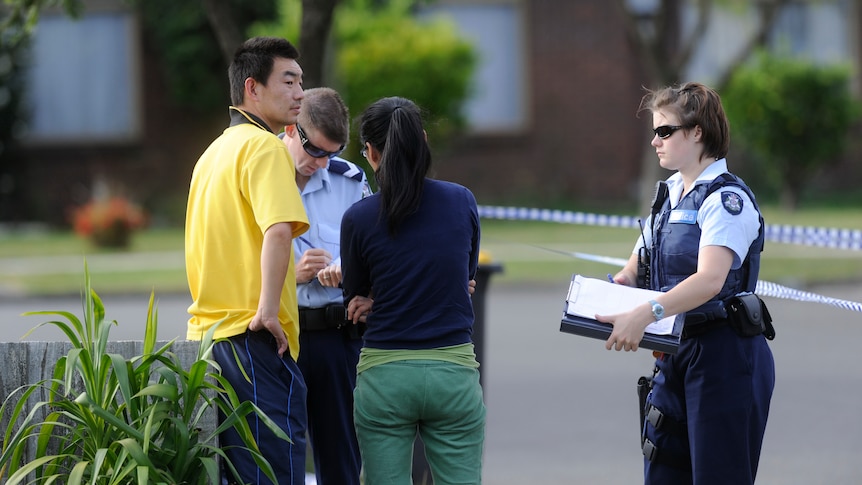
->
[353, 360, 486, 485]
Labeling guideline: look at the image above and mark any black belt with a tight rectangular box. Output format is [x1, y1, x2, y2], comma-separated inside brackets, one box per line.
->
[298, 304, 349, 332]
[680, 301, 729, 339]
[681, 318, 728, 339]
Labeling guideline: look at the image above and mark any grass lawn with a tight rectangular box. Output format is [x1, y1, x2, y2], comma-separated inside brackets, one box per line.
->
[480, 208, 862, 287]
[1, 206, 861, 296]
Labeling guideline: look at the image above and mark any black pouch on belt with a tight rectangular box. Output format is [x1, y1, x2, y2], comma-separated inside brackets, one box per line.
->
[726, 293, 773, 338]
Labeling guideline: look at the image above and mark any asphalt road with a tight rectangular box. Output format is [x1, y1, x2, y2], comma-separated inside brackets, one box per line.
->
[2, 280, 861, 484]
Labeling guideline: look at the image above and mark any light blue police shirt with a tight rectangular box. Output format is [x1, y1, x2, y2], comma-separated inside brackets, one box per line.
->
[295, 157, 371, 309]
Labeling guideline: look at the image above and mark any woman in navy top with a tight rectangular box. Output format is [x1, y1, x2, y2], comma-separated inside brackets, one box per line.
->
[341, 96, 485, 484]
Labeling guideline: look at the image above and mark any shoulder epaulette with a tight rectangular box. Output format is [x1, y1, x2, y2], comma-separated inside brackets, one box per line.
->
[328, 158, 366, 182]
[705, 173, 746, 199]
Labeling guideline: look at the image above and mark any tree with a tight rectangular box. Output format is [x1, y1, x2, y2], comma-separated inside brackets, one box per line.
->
[0, 0, 282, 222]
[246, 0, 344, 90]
[723, 52, 861, 210]
[254, 0, 477, 182]
[1, 0, 281, 110]
[138, 0, 278, 110]
[0, 0, 84, 46]
[614, 0, 788, 207]
[333, 0, 476, 133]
[299, 0, 343, 89]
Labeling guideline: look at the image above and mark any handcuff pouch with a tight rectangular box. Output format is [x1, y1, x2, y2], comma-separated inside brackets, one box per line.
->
[726, 293, 774, 339]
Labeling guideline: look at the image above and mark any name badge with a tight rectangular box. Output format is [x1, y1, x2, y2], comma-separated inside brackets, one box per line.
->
[668, 210, 697, 224]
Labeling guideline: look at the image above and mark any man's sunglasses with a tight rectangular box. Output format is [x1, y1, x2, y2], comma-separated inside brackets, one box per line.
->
[296, 122, 344, 159]
[653, 125, 690, 139]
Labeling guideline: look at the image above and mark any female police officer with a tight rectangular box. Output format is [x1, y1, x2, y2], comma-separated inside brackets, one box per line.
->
[596, 82, 775, 485]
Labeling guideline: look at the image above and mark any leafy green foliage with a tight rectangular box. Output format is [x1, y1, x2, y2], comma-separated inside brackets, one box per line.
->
[254, 0, 477, 182]
[0, 264, 287, 484]
[0, 0, 84, 46]
[137, 0, 277, 111]
[249, 0, 302, 41]
[337, 0, 476, 185]
[723, 51, 861, 209]
[335, 0, 476, 134]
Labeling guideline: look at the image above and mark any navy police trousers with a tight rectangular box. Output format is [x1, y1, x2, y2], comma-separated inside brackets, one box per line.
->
[643, 324, 775, 485]
[297, 327, 362, 485]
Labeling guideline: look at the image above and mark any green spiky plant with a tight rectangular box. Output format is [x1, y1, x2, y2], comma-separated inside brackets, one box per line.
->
[0, 264, 288, 484]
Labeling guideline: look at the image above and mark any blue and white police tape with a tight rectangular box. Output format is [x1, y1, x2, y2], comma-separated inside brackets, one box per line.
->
[755, 280, 862, 313]
[528, 245, 862, 313]
[478, 206, 862, 250]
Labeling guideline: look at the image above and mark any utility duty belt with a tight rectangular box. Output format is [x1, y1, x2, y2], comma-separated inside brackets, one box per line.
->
[299, 304, 349, 331]
[681, 294, 775, 340]
[298, 304, 366, 340]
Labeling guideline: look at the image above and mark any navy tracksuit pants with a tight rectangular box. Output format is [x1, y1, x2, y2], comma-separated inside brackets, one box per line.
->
[213, 330, 308, 485]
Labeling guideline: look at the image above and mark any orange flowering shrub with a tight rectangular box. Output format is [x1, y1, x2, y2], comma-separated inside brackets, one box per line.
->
[71, 197, 147, 248]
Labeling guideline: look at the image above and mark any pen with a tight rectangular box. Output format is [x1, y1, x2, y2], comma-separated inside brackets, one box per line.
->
[607, 273, 615, 284]
[297, 236, 315, 249]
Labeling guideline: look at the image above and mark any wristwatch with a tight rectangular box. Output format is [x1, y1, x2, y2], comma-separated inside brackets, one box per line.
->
[648, 299, 665, 321]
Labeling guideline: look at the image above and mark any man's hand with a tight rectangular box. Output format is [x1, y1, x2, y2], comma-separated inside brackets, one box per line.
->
[317, 263, 343, 287]
[295, 248, 333, 283]
[249, 311, 289, 357]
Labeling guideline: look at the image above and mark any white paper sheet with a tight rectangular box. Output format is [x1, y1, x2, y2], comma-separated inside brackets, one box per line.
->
[566, 274, 676, 335]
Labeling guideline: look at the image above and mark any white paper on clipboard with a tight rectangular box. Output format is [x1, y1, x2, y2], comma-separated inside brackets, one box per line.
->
[566, 275, 676, 335]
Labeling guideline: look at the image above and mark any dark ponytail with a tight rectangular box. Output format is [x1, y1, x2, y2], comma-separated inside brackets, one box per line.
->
[359, 97, 432, 235]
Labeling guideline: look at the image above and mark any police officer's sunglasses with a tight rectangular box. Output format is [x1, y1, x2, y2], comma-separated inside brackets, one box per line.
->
[296, 122, 345, 159]
[653, 125, 691, 139]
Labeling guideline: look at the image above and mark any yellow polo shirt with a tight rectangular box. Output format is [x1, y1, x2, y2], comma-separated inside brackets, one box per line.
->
[185, 122, 309, 360]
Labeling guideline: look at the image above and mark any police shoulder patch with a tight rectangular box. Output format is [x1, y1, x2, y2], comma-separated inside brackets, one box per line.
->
[721, 191, 743, 215]
[328, 158, 365, 182]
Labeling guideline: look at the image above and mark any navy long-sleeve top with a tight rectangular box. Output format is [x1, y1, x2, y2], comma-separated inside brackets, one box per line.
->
[340, 178, 480, 350]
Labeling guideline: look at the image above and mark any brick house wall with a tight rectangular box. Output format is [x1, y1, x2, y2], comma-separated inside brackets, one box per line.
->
[18, 33, 224, 226]
[433, 0, 650, 210]
[13, 0, 862, 225]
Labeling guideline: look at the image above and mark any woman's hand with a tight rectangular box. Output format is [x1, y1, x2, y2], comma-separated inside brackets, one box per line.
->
[598, 246, 736, 352]
[596, 303, 653, 352]
[347, 295, 374, 324]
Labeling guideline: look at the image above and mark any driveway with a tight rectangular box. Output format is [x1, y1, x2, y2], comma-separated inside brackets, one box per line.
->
[2, 280, 861, 484]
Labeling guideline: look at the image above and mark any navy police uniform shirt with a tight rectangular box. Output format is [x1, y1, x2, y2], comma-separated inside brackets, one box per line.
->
[634, 159, 761, 270]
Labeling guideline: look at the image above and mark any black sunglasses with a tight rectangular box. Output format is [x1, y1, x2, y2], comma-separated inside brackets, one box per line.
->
[653, 125, 689, 139]
[296, 122, 344, 159]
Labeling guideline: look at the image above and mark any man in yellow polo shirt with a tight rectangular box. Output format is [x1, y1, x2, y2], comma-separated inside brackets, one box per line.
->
[185, 37, 309, 485]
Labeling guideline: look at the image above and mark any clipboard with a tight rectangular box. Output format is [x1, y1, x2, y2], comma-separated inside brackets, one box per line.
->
[559, 274, 683, 354]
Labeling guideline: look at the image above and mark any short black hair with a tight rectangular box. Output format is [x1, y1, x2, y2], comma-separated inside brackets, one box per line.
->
[228, 37, 300, 106]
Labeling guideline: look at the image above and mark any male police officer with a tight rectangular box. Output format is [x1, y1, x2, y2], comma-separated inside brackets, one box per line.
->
[280, 87, 371, 485]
